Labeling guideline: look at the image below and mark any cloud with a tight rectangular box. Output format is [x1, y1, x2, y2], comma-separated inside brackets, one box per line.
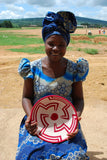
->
[75, 11, 85, 18]
[0, 10, 21, 19]
[6, 4, 24, 13]
[26, 0, 56, 7]
[0, 0, 26, 4]
[0, 0, 15, 4]
[0, 0, 107, 21]
[92, 0, 107, 7]
[97, 7, 107, 21]
[24, 11, 37, 18]
[72, 0, 107, 7]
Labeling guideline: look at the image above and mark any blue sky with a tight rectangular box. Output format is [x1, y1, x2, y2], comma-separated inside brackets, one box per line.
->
[0, 0, 107, 21]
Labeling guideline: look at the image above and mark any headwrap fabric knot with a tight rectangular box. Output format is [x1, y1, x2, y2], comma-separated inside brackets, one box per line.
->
[42, 11, 77, 45]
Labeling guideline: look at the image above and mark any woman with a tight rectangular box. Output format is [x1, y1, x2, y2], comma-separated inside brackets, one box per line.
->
[16, 11, 89, 159]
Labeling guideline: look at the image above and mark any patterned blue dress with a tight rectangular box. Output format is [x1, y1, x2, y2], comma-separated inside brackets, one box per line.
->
[16, 57, 89, 160]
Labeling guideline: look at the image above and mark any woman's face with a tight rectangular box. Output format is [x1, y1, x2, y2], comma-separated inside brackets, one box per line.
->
[45, 35, 67, 62]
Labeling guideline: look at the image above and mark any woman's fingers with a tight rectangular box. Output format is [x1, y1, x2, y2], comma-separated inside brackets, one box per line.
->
[25, 117, 31, 129]
[67, 117, 81, 140]
[67, 128, 79, 140]
[25, 117, 38, 135]
[78, 117, 81, 122]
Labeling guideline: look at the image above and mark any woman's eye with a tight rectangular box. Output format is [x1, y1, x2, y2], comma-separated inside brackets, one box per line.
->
[59, 45, 63, 47]
[47, 42, 66, 48]
[59, 44, 65, 48]
[49, 43, 54, 47]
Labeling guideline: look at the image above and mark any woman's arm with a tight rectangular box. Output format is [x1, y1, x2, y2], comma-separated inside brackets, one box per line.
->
[72, 81, 84, 117]
[22, 78, 38, 135]
[22, 78, 34, 116]
[67, 81, 84, 140]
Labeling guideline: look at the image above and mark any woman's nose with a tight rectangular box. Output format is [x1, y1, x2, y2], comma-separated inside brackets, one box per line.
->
[52, 45, 59, 52]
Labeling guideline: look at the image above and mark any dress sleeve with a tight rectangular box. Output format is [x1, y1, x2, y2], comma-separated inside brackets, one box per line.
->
[74, 58, 89, 82]
[18, 58, 34, 79]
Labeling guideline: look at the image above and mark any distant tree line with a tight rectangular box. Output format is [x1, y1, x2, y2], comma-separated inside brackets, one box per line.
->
[0, 20, 14, 28]
[80, 23, 103, 28]
[0, 19, 106, 28]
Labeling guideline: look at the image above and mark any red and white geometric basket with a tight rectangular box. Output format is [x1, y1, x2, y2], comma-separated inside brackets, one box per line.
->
[30, 95, 78, 143]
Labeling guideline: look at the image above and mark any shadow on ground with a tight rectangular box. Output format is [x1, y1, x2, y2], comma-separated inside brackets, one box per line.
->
[87, 151, 106, 160]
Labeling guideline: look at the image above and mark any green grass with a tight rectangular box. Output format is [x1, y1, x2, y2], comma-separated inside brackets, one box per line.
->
[0, 28, 21, 31]
[84, 48, 98, 54]
[70, 39, 76, 44]
[88, 34, 107, 38]
[67, 46, 98, 55]
[78, 40, 95, 44]
[22, 27, 42, 30]
[71, 34, 83, 36]
[77, 47, 98, 55]
[71, 34, 107, 44]
[17, 34, 38, 38]
[0, 27, 42, 30]
[9, 46, 45, 54]
[67, 46, 73, 51]
[77, 48, 82, 51]
[0, 32, 43, 46]
[72, 34, 107, 38]
[0, 29, 104, 55]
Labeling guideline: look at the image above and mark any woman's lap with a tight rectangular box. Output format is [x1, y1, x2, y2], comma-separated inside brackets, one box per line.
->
[16, 116, 89, 160]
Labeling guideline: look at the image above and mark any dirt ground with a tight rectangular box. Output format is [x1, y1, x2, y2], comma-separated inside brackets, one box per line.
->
[0, 28, 107, 160]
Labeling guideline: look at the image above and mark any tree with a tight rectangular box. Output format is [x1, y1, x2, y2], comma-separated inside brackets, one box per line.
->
[0, 20, 13, 28]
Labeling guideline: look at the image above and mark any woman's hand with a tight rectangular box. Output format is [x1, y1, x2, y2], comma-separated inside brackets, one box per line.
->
[67, 117, 81, 140]
[25, 116, 38, 136]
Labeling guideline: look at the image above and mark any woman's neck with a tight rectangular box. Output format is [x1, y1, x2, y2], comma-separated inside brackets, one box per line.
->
[44, 56, 65, 68]
[41, 56, 67, 78]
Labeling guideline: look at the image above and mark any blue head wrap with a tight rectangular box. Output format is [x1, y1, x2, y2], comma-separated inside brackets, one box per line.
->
[42, 11, 77, 45]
